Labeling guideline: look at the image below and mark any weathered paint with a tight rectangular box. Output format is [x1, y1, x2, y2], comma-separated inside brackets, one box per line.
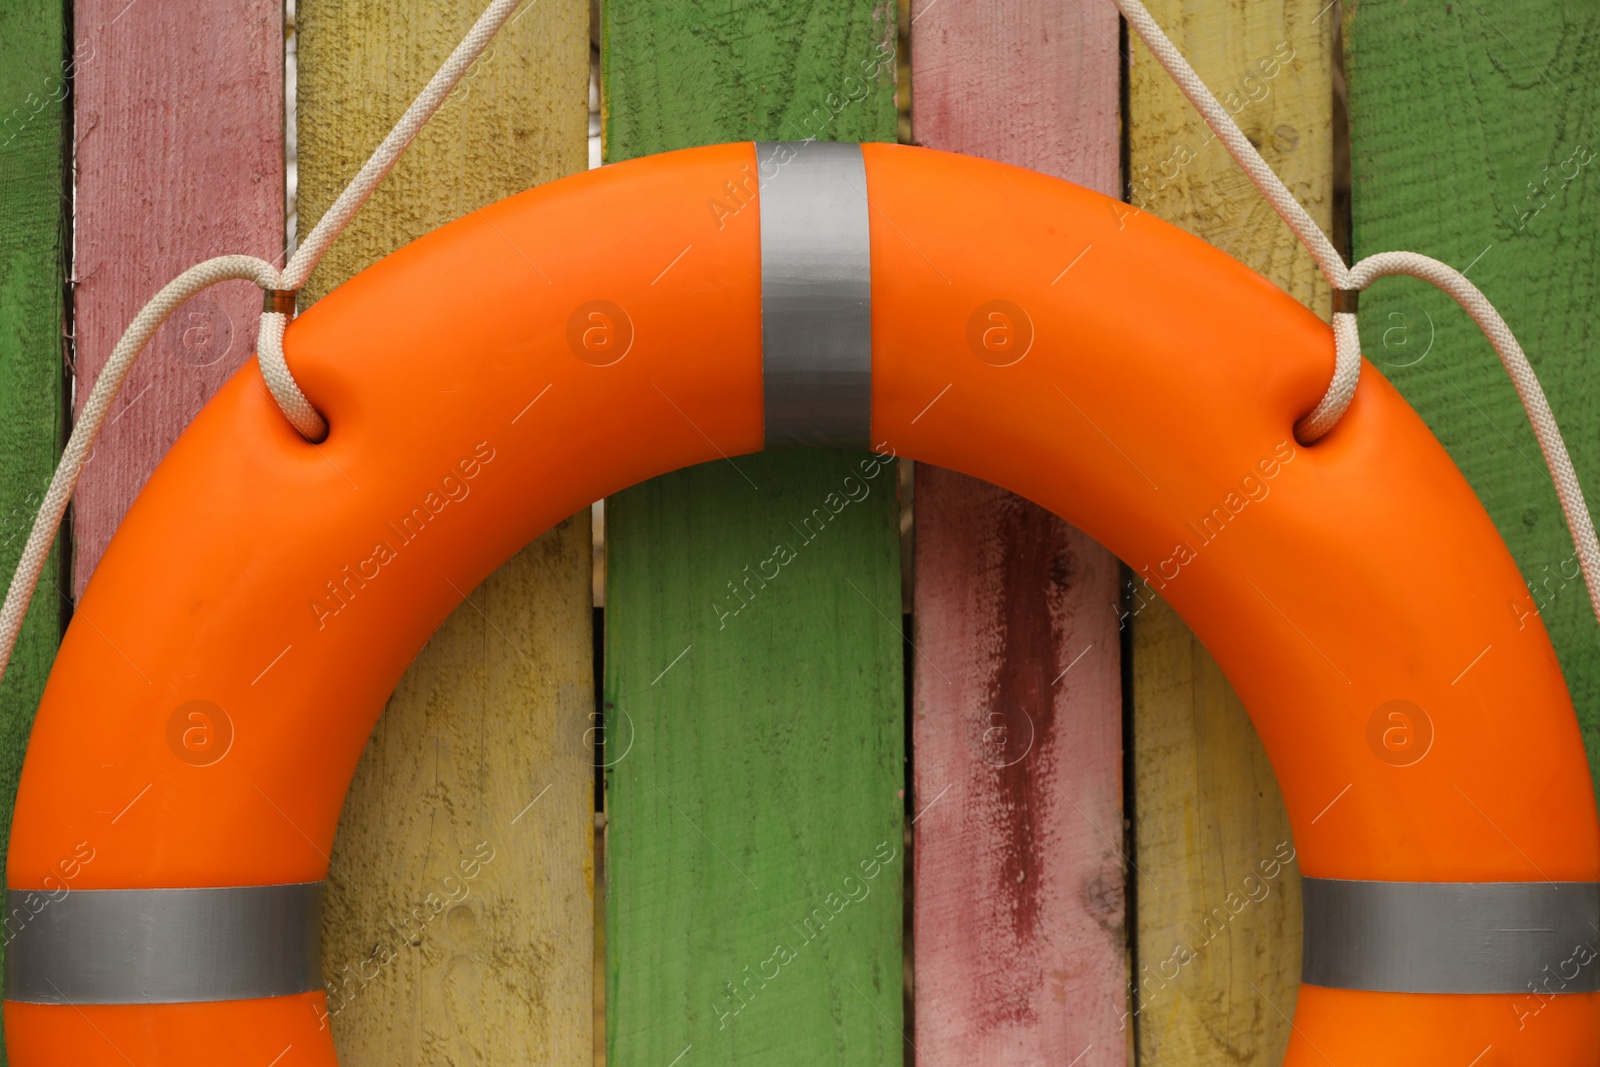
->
[70, 0, 284, 593]
[0, 4, 69, 1058]
[908, 3, 1127, 1061]
[298, 1, 594, 1062]
[602, 2, 905, 1062]
[1126, 0, 1332, 1061]
[911, 470, 1126, 1064]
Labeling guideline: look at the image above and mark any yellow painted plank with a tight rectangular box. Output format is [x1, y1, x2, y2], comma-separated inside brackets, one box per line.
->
[296, 1, 593, 1063]
[297, 0, 588, 305]
[1127, 1, 1333, 310]
[1128, 599, 1301, 1063]
[320, 518, 595, 1062]
[1125, 2, 1332, 1062]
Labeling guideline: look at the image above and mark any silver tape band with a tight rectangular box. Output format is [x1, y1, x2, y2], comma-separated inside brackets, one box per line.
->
[1302, 878, 1600, 994]
[5, 882, 324, 1004]
[756, 140, 872, 448]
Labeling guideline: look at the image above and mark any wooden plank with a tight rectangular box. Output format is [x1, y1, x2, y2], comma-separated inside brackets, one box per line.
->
[297, 0, 588, 304]
[1127, 2, 1333, 310]
[910, 471, 1126, 1064]
[0, 4, 68, 1057]
[296, 2, 594, 1063]
[1126, 601, 1301, 1064]
[70, 0, 285, 594]
[909, 0, 1120, 191]
[601, 3, 904, 1064]
[603, 459, 905, 1065]
[1125, 1, 1332, 1062]
[906, 6, 1127, 1063]
[1346, 3, 1600, 791]
[319, 518, 595, 1063]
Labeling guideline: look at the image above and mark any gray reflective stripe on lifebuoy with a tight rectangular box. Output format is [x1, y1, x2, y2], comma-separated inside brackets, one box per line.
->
[756, 140, 872, 449]
[4, 882, 324, 1004]
[1301, 878, 1600, 994]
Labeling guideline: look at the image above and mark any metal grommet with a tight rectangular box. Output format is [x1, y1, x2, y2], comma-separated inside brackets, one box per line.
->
[1333, 288, 1361, 314]
[262, 288, 299, 317]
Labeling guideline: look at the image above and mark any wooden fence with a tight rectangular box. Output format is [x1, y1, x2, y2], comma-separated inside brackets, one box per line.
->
[0, 0, 1596, 1064]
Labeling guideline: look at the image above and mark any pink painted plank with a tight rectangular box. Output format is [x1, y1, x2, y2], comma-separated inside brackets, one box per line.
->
[910, 472, 1127, 1064]
[911, 2, 1121, 193]
[910, 4, 1126, 1063]
[73, 0, 284, 594]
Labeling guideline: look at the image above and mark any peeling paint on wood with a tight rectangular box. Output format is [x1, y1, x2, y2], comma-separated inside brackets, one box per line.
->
[1126, 1, 1328, 1061]
[298, 1, 594, 1062]
[908, 2, 1128, 1060]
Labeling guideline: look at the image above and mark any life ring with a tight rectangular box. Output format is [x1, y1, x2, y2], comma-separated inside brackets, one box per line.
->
[5, 141, 1596, 1065]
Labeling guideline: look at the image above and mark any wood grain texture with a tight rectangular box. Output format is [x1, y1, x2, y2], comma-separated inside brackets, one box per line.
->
[320, 517, 595, 1067]
[297, 0, 588, 304]
[907, 6, 1127, 1062]
[1346, 2, 1600, 792]
[603, 455, 905, 1066]
[603, 7, 903, 1062]
[70, 0, 284, 594]
[603, 0, 898, 160]
[910, 0, 1121, 193]
[0, 5, 68, 1061]
[1127, 599, 1300, 1065]
[1126, 1, 1332, 1062]
[298, 1, 593, 1063]
[910, 470, 1126, 1065]
[601, 4, 902, 1062]
[1129, 1, 1333, 312]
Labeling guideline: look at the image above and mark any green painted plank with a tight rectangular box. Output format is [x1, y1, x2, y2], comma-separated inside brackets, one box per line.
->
[0, 2, 68, 1061]
[604, 457, 905, 1063]
[601, 3, 903, 1063]
[1346, 3, 1600, 791]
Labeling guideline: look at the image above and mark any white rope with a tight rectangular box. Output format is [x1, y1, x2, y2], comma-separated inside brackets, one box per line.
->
[262, 0, 529, 439]
[1348, 252, 1600, 623]
[280, 0, 525, 293]
[4, 0, 1599, 693]
[0, 256, 280, 677]
[1116, 0, 1600, 624]
[0, 0, 526, 684]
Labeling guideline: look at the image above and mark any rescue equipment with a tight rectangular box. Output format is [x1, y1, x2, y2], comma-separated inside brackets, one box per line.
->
[5, 141, 1598, 1065]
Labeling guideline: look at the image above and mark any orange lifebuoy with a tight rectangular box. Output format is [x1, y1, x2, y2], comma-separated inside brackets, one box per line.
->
[5, 141, 1597, 1065]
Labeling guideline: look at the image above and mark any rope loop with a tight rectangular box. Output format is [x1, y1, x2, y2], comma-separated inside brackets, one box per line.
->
[252, 283, 329, 441]
[256, 311, 327, 441]
[1115, 0, 1600, 625]
[4, 0, 1599, 693]
[0, 0, 529, 683]
[250, 0, 527, 442]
